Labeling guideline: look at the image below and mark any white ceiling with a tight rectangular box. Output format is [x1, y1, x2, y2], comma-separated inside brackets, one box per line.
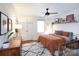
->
[12, 3, 79, 16]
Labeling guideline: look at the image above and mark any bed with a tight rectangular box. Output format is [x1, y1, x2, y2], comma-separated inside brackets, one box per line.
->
[38, 34, 67, 55]
[38, 31, 71, 55]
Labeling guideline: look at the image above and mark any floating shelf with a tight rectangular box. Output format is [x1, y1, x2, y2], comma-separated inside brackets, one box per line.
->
[53, 21, 78, 24]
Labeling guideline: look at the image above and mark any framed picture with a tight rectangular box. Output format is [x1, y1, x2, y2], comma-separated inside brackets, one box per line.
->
[0, 12, 8, 35]
[8, 18, 12, 31]
[66, 14, 75, 23]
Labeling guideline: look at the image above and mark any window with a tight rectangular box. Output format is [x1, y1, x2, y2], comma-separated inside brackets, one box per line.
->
[37, 21, 44, 33]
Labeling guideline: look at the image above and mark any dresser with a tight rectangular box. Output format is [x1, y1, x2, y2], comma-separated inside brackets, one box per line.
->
[0, 35, 22, 56]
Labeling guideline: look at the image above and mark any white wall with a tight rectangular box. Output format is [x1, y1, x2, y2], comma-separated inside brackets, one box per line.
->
[53, 23, 79, 35]
[52, 6, 79, 35]
[44, 16, 54, 34]
[0, 3, 16, 48]
[17, 16, 43, 41]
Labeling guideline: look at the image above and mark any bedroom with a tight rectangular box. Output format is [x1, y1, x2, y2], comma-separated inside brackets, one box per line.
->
[0, 3, 79, 56]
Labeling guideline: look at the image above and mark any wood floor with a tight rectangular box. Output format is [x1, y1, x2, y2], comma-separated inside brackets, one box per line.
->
[22, 40, 37, 44]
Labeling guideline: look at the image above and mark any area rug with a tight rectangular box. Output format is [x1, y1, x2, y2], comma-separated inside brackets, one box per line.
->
[21, 42, 52, 56]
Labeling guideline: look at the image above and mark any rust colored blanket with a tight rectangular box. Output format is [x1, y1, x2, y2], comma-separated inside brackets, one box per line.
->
[38, 34, 67, 54]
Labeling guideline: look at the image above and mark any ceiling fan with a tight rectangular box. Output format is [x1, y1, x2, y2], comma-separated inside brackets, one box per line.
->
[42, 8, 58, 16]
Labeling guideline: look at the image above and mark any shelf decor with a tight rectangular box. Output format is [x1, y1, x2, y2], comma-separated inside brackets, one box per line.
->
[54, 14, 77, 24]
[55, 18, 65, 24]
[66, 14, 75, 23]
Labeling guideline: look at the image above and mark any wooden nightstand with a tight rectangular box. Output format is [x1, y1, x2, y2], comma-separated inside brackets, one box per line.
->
[58, 39, 79, 56]
[0, 35, 22, 56]
[66, 40, 79, 49]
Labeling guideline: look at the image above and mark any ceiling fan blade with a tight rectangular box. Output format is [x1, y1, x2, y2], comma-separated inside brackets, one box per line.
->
[41, 12, 46, 14]
[50, 12, 58, 14]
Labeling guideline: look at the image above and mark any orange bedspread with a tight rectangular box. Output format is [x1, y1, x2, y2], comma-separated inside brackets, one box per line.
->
[38, 34, 67, 55]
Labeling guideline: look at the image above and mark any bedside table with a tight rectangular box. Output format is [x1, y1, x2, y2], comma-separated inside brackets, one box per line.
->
[66, 40, 79, 49]
[59, 39, 79, 56]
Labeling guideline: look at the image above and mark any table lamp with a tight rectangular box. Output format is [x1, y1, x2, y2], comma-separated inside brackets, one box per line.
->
[15, 24, 22, 36]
